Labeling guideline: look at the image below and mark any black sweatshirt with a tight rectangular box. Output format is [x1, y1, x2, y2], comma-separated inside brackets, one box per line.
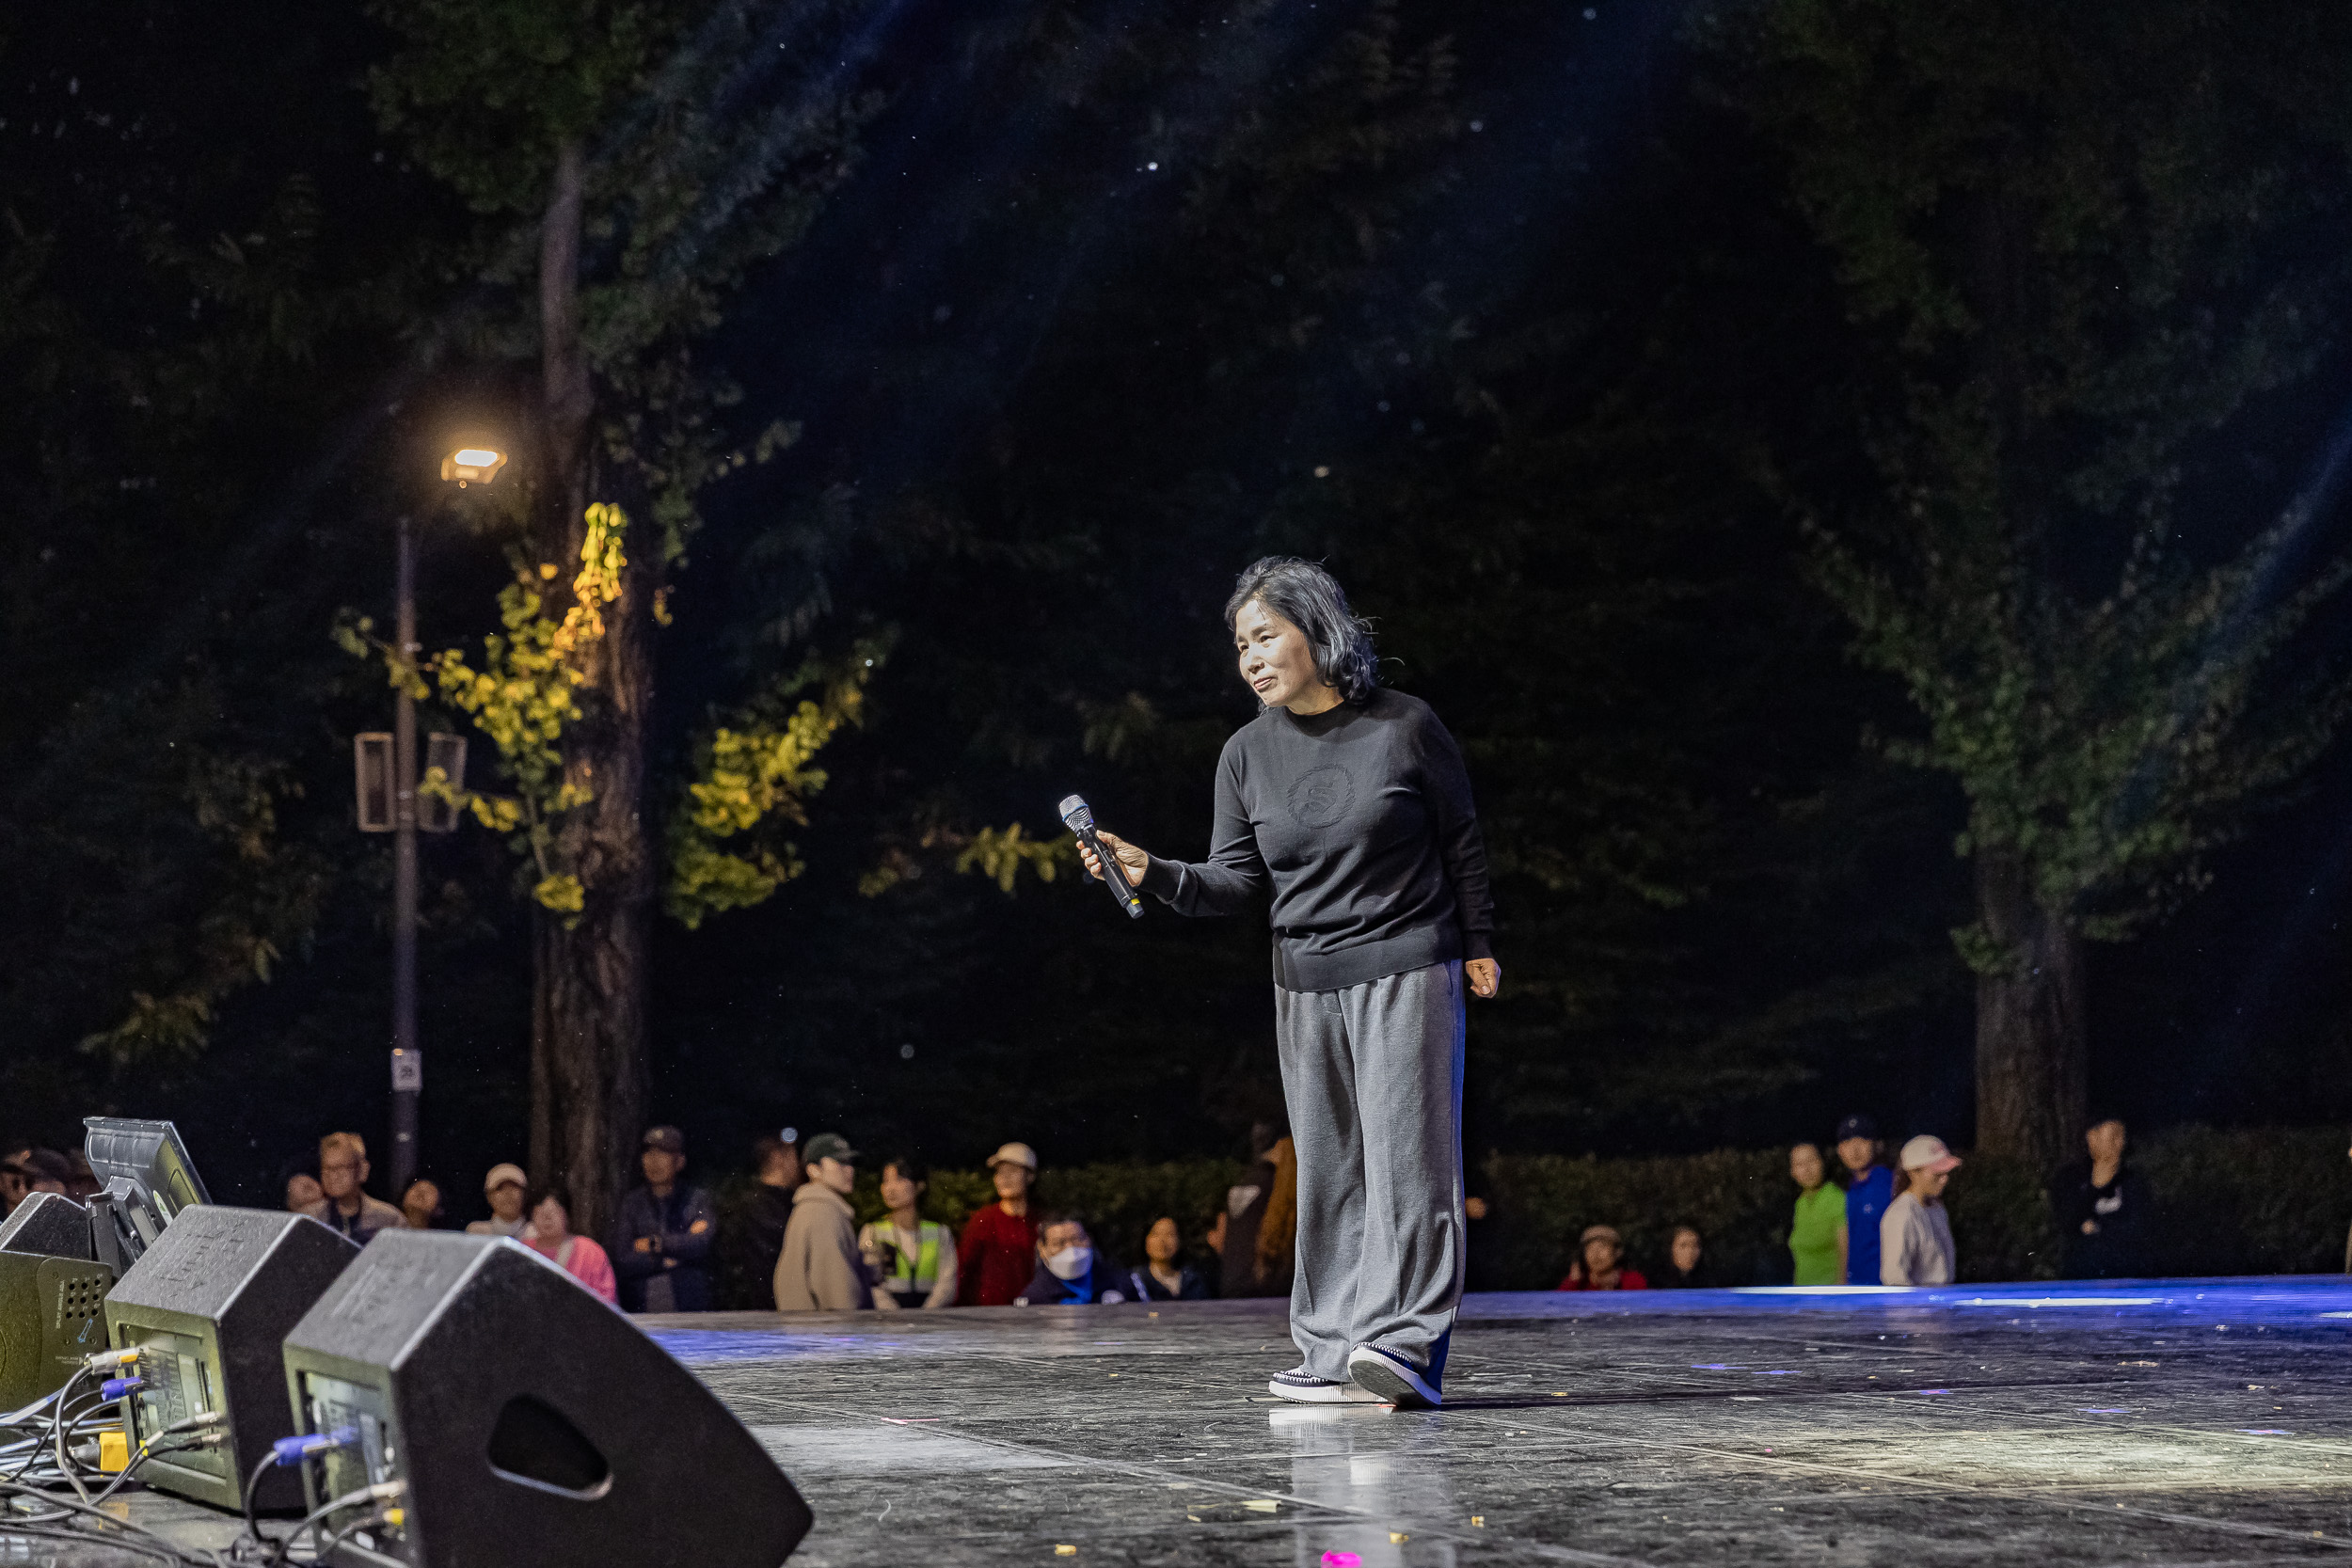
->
[1139, 689, 1496, 991]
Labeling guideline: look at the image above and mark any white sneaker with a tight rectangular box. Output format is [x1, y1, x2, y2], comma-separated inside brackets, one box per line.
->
[1267, 1367, 1383, 1403]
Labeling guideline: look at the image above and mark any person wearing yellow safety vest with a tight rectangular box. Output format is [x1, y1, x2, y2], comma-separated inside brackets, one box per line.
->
[859, 1156, 960, 1310]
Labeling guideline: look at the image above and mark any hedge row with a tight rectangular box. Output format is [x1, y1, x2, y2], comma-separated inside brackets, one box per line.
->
[720, 1125, 2352, 1295]
[1472, 1125, 2352, 1287]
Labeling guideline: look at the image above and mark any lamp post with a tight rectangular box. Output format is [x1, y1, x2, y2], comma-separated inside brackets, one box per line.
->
[360, 436, 505, 1207]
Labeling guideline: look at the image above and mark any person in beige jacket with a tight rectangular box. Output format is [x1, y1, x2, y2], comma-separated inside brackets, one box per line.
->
[773, 1133, 872, 1312]
[1881, 1134, 1961, 1287]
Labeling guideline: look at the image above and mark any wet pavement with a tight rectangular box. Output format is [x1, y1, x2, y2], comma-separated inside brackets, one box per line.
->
[68, 1277, 2352, 1564]
[660, 1279, 2352, 1565]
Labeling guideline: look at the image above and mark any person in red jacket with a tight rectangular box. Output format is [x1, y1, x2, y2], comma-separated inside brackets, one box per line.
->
[1557, 1224, 1648, 1291]
[958, 1143, 1042, 1306]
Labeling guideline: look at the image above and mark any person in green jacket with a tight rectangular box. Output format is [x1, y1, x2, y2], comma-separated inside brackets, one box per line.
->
[1788, 1142, 1845, 1286]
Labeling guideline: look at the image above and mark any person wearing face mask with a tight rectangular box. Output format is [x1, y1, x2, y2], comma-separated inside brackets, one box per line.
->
[1077, 558, 1498, 1409]
[1014, 1216, 1127, 1306]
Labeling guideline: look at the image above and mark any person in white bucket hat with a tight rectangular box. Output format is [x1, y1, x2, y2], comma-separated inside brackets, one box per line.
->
[1882, 1134, 1962, 1286]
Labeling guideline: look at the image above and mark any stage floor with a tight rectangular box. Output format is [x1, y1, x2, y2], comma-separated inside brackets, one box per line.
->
[654, 1278, 2352, 1566]
[94, 1277, 2352, 1564]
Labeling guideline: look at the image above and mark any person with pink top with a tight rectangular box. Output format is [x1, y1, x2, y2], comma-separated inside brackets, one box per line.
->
[522, 1181, 618, 1305]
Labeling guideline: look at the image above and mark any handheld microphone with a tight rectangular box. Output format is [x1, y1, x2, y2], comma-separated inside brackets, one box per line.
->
[1058, 795, 1145, 919]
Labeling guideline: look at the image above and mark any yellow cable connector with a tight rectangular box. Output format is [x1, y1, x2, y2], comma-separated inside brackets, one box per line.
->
[98, 1431, 130, 1474]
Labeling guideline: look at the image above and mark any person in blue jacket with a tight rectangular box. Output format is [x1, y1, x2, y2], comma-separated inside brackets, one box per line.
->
[1836, 1114, 1896, 1286]
[1015, 1215, 1128, 1306]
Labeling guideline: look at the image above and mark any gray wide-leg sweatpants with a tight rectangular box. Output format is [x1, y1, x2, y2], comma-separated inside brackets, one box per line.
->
[1274, 959, 1466, 1382]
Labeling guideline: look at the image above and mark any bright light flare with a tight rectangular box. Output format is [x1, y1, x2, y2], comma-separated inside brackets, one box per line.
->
[439, 442, 507, 487]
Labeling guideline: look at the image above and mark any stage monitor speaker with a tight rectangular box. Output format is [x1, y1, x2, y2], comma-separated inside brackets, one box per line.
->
[0, 1192, 114, 1412]
[103, 1206, 359, 1510]
[280, 1231, 811, 1568]
[83, 1116, 210, 1271]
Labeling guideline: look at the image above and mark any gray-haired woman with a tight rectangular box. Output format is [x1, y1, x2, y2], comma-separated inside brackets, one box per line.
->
[1078, 557, 1498, 1409]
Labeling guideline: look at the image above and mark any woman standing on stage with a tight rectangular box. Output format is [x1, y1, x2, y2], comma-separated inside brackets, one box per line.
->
[1078, 557, 1498, 1408]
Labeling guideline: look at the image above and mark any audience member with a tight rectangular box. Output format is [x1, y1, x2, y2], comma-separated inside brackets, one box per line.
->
[1653, 1226, 1711, 1289]
[1558, 1225, 1648, 1291]
[281, 1149, 323, 1214]
[959, 1142, 1042, 1307]
[860, 1156, 958, 1310]
[11, 1150, 72, 1202]
[0, 1144, 29, 1216]
[2059, 1117, 2149, 1279]
[1837, 1115, 1895, 1286]
[466, 1164, 530, 1238]
[1124, 1216, 1212, 1302]
[611, 1125, 718, 1313]
[1788, 1142, 1844, 1286]
[301, 1133, 405, 1243]
[1213, 1122, 1282, 1298]
[722, 1134, 803, 1308]
[62, 1150, 100, 1201]
[1253, 1136, 1299, 1299]
[521, 1182, 616, 1304]
[774, 1133, 872, 1312]
[400, 1178, 447, 1231]
[1015, 1215, 1127, 1306]
[1882, 1135, 1961, 1286]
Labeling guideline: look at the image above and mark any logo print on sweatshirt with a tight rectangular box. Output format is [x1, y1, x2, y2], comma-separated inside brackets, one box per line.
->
[1287, 766, 1356, 828]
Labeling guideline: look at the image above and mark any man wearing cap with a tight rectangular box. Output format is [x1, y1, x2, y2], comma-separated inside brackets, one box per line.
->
[611, 1126, 718, 1313]
[1556, 1225, 1648, 1291]
[773, 1133, 871, 1312]
[467, 1164, 531, 1239]
[1836, 1114, 1896, 1286]
[959, 1143, 1041, 1307]
[1882, 1134, 1962, 1287]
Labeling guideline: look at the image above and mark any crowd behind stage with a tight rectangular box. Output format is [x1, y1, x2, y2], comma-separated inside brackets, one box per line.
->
[0, 1112, 2320, 1312]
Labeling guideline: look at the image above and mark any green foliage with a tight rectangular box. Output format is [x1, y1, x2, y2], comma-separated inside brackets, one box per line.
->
[2131, 1125, 2352, 1276]
[72, 747, 334, 1066]
[1710, 0, 2352, 949]
[665, 639, 887, 927]
[1940, 1151, 2061, 1282]
[366, 0, 701, 214]
[1480, 1148, 1797, 1290]
[371, 0, 879, 563]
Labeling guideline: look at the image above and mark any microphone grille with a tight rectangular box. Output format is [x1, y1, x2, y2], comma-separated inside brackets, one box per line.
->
[1057, 794, 1093, 829]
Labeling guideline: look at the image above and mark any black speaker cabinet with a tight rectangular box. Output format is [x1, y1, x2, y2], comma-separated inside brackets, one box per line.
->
[102, 1206, 359, 1509]
[280, 1231, 810, 1567]
[0, 1192, 114, 1412]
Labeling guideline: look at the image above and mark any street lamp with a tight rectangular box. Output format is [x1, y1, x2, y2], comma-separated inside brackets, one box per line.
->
[439, 442, 507, 487]
[354, 436, 503, 1204]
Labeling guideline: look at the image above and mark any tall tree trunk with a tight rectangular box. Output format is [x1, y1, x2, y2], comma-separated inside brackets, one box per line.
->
[526, 140, 655, 1239]
[1971, 847, 2086, 1173]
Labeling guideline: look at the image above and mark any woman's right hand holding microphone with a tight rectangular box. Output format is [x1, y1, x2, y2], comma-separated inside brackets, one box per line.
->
[1078, 830, 1151, 889]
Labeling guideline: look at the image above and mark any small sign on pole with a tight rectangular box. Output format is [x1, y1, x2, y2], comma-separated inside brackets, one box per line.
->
[354, 734, 395, 832]
[419, 733, 468, 833]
